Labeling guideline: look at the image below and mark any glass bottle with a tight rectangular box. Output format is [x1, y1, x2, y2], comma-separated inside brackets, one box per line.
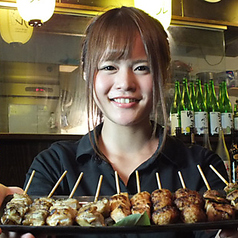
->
[220, 81, 233, 135]
[234, 100, 238, 131]
[180, 78, 194, 135]
[189, 81, 196, 109]
[203, 128, 213, 151]
[209, 79, 221, 136]
[170, 80, 181, 136]
[218, 82, 223, 110]
[216, 127, 231, 182]
[190, 126, 196, 146]
[229, 128, 238, 183]
[203, 82, 210, 113]
[194, 79, 208, 135]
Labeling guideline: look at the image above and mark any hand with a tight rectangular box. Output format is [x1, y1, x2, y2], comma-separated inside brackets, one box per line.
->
[217, 229, 238, 238]
[0, 184, 24, 206]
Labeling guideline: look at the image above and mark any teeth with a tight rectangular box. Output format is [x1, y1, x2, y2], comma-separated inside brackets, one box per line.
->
[114, 98, 136, 104]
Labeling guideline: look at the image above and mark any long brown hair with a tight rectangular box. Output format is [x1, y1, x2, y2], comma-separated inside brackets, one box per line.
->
[82, 6, 171, 158]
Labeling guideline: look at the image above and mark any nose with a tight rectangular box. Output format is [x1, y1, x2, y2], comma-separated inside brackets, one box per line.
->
[115, 68, 136, 92]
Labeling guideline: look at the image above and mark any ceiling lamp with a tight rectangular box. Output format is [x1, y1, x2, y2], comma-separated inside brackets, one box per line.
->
[204, 0, 221, 2]
[0, 8, 33, 44]
[17, 0, 55, 27]
[134, 0, 172, 29]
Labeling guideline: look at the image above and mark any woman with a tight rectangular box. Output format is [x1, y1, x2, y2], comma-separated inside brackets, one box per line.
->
[0, 6, 231, 238]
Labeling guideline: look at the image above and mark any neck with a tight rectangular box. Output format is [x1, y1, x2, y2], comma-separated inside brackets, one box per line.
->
[101, 119, 154, 153]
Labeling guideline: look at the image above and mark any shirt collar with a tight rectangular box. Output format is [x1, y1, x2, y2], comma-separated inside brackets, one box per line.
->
[76, 124, 103, 160]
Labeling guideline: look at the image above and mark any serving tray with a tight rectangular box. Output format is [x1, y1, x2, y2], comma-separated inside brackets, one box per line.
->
[1, 195, 238, 235]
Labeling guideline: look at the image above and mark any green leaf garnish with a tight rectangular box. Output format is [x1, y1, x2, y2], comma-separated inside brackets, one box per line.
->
[113, 212, 151, 226]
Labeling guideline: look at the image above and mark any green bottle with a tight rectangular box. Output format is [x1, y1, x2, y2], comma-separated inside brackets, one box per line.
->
[218, 82, 223, 108]
[194, 79, 208, 135]
[209, 80, 221, 135]
[170, 80, 181, 136]
[189, 81, 196, 109]
[220, 81, 233, 135]
[234, 100, 238, 131]
[204, 82, 210, 111]
[180, 78, 194, 135]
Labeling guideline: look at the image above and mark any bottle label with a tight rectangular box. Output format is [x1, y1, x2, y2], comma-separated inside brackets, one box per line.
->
[195, 111, 208, 135]
[221, 112, 233, 134]
[181, 110, 194, 134]
[210, 112, 220, 135]
[170, 113, 179, 136]
[234, 117, 238, 130]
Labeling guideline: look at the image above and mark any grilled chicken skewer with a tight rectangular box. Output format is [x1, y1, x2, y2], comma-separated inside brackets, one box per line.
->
[1, 170, 35, 225]
[151, 172, 179, 225]
[130, 171, 152, 218]
[198, 165, 235, 221]
[23, 171, 67, 226]
[109, 171, 131, 223]
[46, 172, 83, 226]
[76, 175, 109, 226]
[174, 170, 206, 223]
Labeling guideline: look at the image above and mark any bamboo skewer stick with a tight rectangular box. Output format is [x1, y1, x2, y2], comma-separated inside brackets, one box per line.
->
[156, 172, 162, 189]
[94, 175, 103, 202]
[48, 170, 68, 198]
[135, 170, 141, 193]
[69, 172, 84, 198]
[115, 171, 120, 194]
[197, 165, 211, 190]
[178, 171, 186, 189]
[209, 164, 229, 186]
[23, 170, 35, 195]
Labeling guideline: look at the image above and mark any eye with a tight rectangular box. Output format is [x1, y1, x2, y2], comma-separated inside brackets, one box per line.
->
[134, 65, 150, 74]
[98, 65, 117, 71]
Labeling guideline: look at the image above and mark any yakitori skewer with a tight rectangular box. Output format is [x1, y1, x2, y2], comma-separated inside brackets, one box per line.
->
[151, 172, 179, 225]
[130, 171, 151, 218]
[135, 170, 141, 193]
[23, 170, 35, 195]
[46, 172, 83, 226]
[48, 170, 68, 198]
[210, 164, 238, 211]
[23, 170, 68, 226]
[198, 165, 235, 221]
[209, 164, 228, 186]
[76, 175, 109, 227]
[1, 170, 35, 225]
[174, 170, 206, 223]
[197, 165, 211, 190]
[115, 171, 120, 195]
[109, 171, 131, 223]
[94, 175, 103, 203]
[69, 172, 84, 199]
[155, 172, 162, 189]
[178, 171, 186, 189]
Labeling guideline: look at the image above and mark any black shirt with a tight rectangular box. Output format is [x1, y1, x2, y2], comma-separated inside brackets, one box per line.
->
[24, 124, 228, 238]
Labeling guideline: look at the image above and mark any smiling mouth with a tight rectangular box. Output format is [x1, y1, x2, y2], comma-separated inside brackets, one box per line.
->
[112, 98, 139, 104]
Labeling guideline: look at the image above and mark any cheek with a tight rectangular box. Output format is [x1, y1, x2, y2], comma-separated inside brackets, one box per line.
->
[94, 73, 111, 100]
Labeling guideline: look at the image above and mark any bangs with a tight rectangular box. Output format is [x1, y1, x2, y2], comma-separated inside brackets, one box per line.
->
[95, 17, 140, 62]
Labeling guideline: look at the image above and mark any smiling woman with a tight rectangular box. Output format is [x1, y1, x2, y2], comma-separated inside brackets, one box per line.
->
[0, 6, 230, 238]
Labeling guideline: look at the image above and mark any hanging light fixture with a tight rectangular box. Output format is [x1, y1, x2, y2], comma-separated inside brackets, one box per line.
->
[17, 0, 55, 27]
[134, 0, 172, 29]
[0, 8, 33, 44]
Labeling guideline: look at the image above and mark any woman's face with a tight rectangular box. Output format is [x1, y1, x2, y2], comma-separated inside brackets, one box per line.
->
[93, 35, 153, 127]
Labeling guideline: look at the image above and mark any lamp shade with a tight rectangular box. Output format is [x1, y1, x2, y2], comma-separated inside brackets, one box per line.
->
[134, 0, 172, 29]
[17, 0, 55, 27]
[0, 9, 33, 44]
